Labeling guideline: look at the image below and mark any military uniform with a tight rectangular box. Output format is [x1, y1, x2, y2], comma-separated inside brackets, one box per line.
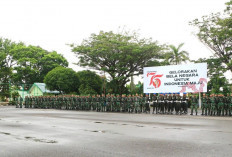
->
[175, 94, 181, 115]
[134, 94, 140, 113]
[201, 94, 207, 115]
[144, 94, 150, 113]
[210, 95, 216, 116]
[182, 94, 188, 114]
[151, 94, 157, 114]
[190, 95, 198, 115]
[229, 94, 232, 116]
[167, 94, 173, 114]
[164, 94, 168, 114]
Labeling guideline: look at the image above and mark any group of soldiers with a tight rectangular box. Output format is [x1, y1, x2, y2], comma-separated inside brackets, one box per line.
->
[15, 93, 232, 116]
[201, 93, 232, 116]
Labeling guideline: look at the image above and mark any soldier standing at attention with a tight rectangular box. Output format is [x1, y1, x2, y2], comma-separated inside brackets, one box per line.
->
[127, 94, 132, 113]
[112, 94, 116, 112]
[172, 93, 177, 114]
[121, 94, 126, 112]
[95, 95, 100, 112]
[151, 93, 157, 114]
[160, 94, 165, 114]
[229, 94, 232, 116]
[190, 94, 198, 115]
[140, 94, 144, 113]
[214, 94, 219, 116]
[145, 94, 150, 113]
[201, 93, 206, 115]
[182, 93, 188, 114]
[105, 94, 110, 112]
[116, 94, 121, 112]
[24, 96, 28, 108]
[157, 94, 162, 114]
[164, 94, 168, 114]
[210, 94, 216, 116]
[217, 94, 224, 116]
[224, 93, 230, 116]
[19, 96, 23, 108]
[204, 94, 210, 116]
[167, 93, 173, 114]
[175, 93, 181, 115]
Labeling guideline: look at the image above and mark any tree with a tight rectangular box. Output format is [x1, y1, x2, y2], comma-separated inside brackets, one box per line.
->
[0, 38, 21, 98]
[127, 81, 143, 95]
[76, 70, 103, 95]
[44, 67, 80, 94]
[194, 57, 231, 94]
[71, 30, 164, 94]
[190, 1, 232, 72]
[168, 43, 189, 65]
[12, 45, 68, 84]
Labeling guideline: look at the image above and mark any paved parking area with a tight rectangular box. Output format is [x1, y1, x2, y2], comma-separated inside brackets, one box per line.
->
[0, 106, 232, 157]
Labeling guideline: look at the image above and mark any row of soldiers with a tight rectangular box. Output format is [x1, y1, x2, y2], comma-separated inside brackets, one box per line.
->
[15, 93, 232, 116]
[201, 93, 232, 116]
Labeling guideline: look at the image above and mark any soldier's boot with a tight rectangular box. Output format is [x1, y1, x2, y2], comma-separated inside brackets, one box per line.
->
[190, 109, 193, 115]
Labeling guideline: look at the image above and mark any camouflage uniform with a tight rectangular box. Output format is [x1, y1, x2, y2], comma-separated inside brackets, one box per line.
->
[190, 94, 198, 115]
[201, 94, 207, 115]
[152, 94, 158, 114]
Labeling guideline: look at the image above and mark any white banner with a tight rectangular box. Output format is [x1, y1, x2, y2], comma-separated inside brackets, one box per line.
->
[143, 63, 207, 93]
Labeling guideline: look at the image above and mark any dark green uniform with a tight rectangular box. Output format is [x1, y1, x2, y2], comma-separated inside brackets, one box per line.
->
[175, 94, 181, 115]
[190, 95, 198, 115]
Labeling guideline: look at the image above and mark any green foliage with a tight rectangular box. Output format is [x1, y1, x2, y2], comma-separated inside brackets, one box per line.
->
[44, 67, 80, 94]
[71, 30, 165, 94]
[11, 91, 19, 99]
[190, 1, 232, 72]
[166, 43, 189, 65]
[0, 38, 19, 99]
[194, 57, 230, 94]
[11, 45, 68, 84]
[0, 37, 68, 99]
[127, 81, 143, 95]
[77, 70, 103, 95]
[79, 84, 97, 95]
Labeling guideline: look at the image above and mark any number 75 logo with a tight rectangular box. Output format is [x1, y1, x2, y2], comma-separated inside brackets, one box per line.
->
[147, 72, 163, 88]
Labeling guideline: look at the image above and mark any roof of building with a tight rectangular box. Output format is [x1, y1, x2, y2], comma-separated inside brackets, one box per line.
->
[30, 83, 60, 94]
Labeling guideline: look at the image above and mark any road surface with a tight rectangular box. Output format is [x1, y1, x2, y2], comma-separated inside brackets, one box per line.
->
[0, 106, 231, 157]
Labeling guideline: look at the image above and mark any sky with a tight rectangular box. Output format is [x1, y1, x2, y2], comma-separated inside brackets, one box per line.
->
[0, 0, 230, 81]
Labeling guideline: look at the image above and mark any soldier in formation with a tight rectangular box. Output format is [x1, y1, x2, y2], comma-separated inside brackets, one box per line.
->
[19, 93, 232, 116]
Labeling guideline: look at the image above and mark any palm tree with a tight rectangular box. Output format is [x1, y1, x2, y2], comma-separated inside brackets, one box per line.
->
[168, 43, 189, 65]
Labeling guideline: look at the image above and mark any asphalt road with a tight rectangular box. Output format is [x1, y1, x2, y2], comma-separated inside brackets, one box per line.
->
[0, 106, 232, 157]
